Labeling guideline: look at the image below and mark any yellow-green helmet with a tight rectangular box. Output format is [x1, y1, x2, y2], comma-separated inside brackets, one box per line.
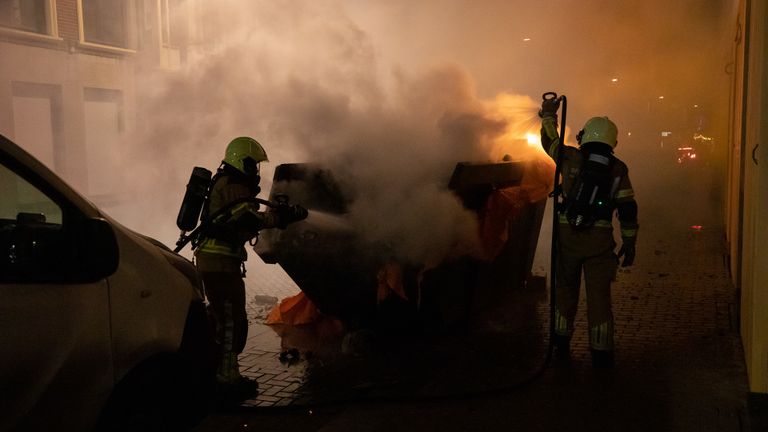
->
[223, 136, 268, 175]
[579, 116, 618, 148]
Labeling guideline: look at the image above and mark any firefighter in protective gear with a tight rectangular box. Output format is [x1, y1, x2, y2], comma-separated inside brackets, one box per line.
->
[194, 136, 308, 398]
[540, 104, 638, 368]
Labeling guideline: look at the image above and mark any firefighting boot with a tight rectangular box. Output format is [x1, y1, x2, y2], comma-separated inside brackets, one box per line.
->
[590, 349, 615, 369]
[215, 352, 259, 402]
[215, 351, 238, 384]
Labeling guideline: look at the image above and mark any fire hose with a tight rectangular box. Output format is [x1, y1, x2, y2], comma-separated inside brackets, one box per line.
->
[542, 91, 567, 367]
[174, 196, 288, 253]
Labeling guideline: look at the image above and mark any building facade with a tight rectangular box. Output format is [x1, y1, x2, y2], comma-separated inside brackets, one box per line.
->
[0, 0, 190, 208]
[728, 0, 768, 395]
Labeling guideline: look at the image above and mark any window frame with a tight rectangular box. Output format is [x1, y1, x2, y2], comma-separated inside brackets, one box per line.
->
[159, 0, 185, 48]
[76, 0, 137, 55]
[0, 0, 61, 42]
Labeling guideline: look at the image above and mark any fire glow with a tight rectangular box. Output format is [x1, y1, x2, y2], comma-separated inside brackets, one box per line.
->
[481, 93, 559, 161]
[527, 133, 539, 146]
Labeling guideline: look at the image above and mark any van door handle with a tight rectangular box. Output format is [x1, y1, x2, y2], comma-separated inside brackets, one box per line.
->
[753, 143, 759, 165]
[140, 289, 152, 298]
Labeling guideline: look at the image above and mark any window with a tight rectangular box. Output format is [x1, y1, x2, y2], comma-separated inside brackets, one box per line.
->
[160, 0, 185, 47]
[0, 163, 62, 226]
[0, 160, 63, 281]
[0, 0, 51, 34]
[81, 0, 134, 48]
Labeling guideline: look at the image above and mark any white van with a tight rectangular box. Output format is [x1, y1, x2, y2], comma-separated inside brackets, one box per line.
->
[0, 134, 214, 431]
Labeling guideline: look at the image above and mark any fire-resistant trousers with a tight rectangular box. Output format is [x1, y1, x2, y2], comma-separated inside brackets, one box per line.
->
[554, 224, 618, 351]
[198, 270, 248, 355]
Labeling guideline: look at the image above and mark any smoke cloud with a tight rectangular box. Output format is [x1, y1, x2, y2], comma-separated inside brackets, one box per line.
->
[121, 0, 554, 265]
[102, 0, 732, 265]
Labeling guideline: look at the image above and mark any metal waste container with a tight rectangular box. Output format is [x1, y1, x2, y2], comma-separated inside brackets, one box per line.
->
[255, 159, 551, 331]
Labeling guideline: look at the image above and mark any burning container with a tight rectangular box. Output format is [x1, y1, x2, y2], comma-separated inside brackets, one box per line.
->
[255, 158, 552, 331]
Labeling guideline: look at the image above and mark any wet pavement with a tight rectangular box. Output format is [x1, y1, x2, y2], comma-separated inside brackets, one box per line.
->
[192, 165, 759, 431]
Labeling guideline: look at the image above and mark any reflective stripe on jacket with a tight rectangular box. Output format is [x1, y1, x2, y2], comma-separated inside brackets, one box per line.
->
[194, 172, 280, 260]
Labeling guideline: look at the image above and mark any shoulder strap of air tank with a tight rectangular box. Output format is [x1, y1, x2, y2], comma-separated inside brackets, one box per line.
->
[201, 169, 226, 222]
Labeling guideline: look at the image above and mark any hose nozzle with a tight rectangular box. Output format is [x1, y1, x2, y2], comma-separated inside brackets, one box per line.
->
[539, 91, 565, 118]
[542, 91, 563, 103]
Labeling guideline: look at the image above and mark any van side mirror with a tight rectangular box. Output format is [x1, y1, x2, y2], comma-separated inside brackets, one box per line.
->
[72, 218, 119, 283]
[0, 217, 119, 284]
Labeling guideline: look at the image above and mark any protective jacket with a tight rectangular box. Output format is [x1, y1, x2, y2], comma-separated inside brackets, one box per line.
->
[194, 167, 281, 271]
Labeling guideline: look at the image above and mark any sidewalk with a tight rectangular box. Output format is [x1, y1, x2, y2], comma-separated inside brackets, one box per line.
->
[193, 169, 756, 431]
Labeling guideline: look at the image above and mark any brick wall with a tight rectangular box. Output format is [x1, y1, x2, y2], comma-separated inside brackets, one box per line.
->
[56, 0, 79, 41]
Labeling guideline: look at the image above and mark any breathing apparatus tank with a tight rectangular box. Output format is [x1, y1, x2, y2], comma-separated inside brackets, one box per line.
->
[176, 166, 213, 232]
[564, 144, 616, 229]
[562, 116, 619, 230]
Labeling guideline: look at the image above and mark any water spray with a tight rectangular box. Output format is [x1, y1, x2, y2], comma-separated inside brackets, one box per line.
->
[303, 210, 355, 234]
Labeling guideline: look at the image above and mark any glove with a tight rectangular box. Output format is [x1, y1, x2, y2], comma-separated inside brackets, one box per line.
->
[617, 238, 636, 267]
[290, 204, 309, 222]
[276, 204, 308, 228]
[538, 97, 561, 118]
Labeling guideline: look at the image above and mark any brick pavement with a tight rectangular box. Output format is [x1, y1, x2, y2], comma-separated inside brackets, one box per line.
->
[222, 257, 309, 408]
[243, 257, 301, 302]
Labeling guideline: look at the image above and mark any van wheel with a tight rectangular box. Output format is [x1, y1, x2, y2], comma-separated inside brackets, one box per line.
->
[96, 352, 208, 432]
[180, 300, 218, 384]
[96, 303, 216, 431]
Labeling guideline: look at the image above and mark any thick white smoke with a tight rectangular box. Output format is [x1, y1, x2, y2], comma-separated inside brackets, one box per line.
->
[113, 0, 731, 267]
[122, 0, 547, 265]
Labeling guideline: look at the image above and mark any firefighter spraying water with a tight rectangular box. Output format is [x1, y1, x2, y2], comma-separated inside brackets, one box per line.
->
[175, 137, 308, 403]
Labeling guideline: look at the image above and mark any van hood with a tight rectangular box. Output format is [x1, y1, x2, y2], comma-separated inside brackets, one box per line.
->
[107, 216, 204, 300]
